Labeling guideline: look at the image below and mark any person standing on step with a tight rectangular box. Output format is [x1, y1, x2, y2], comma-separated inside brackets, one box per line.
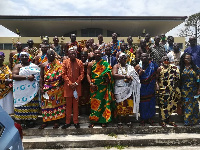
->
[39, 50, 66, 129]
[0, 52, 13, 115]
[157, 56, 181, 127]
[112, 53, 140, 128]
[135, 53, 161, 126]
[179, 53, 200, 126]
[61, 47, 84, 129]
[13, 52, 40, 129]
[87, 49, 116, 128]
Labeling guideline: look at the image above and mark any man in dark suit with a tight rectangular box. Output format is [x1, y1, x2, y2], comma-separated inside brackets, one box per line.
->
[102, 45, 117, 68]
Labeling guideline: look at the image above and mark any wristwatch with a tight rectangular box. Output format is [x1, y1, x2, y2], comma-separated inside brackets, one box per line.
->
[75, 82, 78, 86]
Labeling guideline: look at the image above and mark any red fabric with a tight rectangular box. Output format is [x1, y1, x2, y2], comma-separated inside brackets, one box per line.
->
[65, 97, 79, 124]
[14, 122, 23, 139]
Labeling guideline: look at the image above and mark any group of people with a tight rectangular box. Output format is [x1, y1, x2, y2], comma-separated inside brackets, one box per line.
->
[0, 33, 199, 129]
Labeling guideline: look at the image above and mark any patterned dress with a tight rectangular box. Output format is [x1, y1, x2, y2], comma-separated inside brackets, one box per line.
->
[139, 62, 158, 120]
[110, 40, 121, 57]
[158, 65, 181, 121]
[89, 59, 115, 123]
[150, 44, 166, 66]
[38, 54, 48, 64]
[180, 66, 200, 125]
[14, 63, 40, 120]
[41, 59, 66, 122]
[0, 65, 13, 114]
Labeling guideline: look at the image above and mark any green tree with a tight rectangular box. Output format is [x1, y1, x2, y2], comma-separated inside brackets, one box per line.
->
[179, 12, 200, 44]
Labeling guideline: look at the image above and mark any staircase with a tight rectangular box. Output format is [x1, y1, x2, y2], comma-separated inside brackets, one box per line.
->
[22, 112, 200, 149]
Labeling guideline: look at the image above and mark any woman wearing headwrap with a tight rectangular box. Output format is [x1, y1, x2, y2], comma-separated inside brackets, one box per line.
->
[12, 52, 40, 128]
[112, 53, 140, 127]
[0, 52, 13, 114]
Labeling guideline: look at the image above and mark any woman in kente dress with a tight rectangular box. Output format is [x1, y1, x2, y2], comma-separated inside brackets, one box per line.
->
[0, 52, 13, 114]
[39, 50, 65, 129]
[179, 53, 200, 126]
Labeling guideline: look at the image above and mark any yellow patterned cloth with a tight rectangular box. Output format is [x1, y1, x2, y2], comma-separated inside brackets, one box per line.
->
[158, 65, 181, 121]
[0, 65, 12, 99]
[41, 59, 66, 122]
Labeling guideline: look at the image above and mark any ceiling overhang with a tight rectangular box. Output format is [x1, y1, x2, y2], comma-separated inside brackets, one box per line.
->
[0, 16, 187, 37]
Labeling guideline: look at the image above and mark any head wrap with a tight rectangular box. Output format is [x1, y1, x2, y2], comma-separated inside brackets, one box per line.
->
[19, 52, 29, 57]
[0, 52, 5, 57]
[118, 52, 127, 61]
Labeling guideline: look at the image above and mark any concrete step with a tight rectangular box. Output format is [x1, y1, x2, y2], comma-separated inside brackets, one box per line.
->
[25, 147, 200, 150]
[20, 112, 184, 126]
[23, 123, 200, 136]
[23, 133, 200, 149]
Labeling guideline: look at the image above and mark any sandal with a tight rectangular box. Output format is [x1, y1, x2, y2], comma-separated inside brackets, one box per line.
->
[160, 121, 166, 127]
[139, 120, 145, 126]
[117, 122, 123, 128]
[53, 123, 60, 129]
[101, 123, 107, 128]
[168, 122, 177, 127]
[88, 123, 95, 128]
[38, 123, 48, 129]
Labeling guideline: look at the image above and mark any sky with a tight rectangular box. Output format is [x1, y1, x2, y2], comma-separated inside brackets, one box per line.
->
[0, 0, 200, 37]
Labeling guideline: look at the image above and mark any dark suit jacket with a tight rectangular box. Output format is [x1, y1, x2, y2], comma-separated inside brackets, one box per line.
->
[102, 55, 117, 68]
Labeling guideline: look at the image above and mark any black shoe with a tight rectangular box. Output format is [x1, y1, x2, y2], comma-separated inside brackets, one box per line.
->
[74, 123, 80, 129]
[61, 124, 71, 129]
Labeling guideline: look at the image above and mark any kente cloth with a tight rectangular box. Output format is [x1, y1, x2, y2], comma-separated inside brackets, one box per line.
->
[158, 65, 181, 121]
[0, 65, 12, 99]
[184, 45, 200, 67]
[13, 63, 40, 107]
[41, 59, 65, 122]
[180, 66, 200, 125]
[139, 62, 158, 120]
[114, 64, 141, 119]
[110, 40, 121, 57]
[150, 44, 166, 66]
[89, 59, 116, 123]
[14, 96, 40, 120]
[116, 99, 133, 116]
[12, 53, 33, 68]
[24, 47, 39, 59]
[125, 50, 136, 66]
[38, 54, 48, 64]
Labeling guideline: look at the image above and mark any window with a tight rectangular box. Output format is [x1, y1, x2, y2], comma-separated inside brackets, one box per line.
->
[177, 43, 183, 49]
[0, 44, 3, 50]
[81, 28, 103, 37]
[22, 44, 28, 49]
[4, 44, 13, 50]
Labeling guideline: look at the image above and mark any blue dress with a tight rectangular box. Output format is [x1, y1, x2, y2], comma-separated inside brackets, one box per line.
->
[139, 62, 158, 120]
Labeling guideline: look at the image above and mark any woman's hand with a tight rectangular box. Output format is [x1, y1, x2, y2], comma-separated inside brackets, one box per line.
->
[28, 75, 35, 81]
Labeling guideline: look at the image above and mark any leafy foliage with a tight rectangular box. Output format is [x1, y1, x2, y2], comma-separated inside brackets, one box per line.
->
[179, 12, 200, 42]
